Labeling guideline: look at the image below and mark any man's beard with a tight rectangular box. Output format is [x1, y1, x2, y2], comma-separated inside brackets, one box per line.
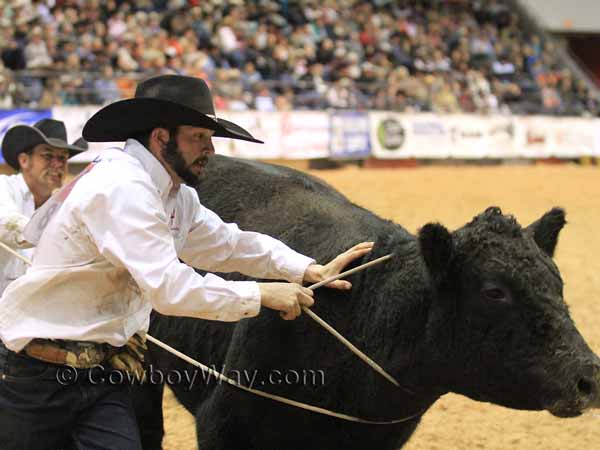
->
[162, 137, 206, 187]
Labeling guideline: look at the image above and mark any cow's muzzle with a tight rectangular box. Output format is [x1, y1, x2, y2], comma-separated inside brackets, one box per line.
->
[546, 362, 600, 417]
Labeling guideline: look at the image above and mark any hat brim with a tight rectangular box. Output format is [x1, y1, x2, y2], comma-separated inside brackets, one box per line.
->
[2, 125, 87, 170]
[82, 98, 263, 144]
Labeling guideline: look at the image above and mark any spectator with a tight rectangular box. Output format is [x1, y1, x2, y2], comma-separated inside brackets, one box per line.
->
[0, 71, 16, 108]
[24, 27, 52, 69]
[254, 84, 276, 112]
[492, 53, 516, 79]
[431, 78, 460, 113]
[241, 62, 262, 91]
[94, 65, 121, 105]
[0, 0, 595, 115]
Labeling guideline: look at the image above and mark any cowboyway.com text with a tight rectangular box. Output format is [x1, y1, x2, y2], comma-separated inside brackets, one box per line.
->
[55, 364, 326, 390]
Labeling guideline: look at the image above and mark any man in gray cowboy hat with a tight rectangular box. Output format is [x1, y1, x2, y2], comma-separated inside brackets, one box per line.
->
[0, 118, 86, 295]
[0, 75, 372, 449]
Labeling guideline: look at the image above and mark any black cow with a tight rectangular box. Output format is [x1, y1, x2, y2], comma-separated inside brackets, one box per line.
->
[133, 155, 600, 450]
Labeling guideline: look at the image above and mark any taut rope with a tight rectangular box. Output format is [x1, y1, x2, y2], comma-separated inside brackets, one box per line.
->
[0, 241, 422, 424]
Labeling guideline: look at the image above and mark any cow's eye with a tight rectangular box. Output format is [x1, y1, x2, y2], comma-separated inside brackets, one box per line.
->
[483, 287, 508, 302]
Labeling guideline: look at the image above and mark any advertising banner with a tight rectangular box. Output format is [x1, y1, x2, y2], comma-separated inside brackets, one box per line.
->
[329, 111, 371, 159]
[3, 108, 598, 164]
[445, 115, 489, 159]
[485, 116, 518, 158]
[215, 111, 282, 159]
[280, 111, 330, 159]
[403, 114, 450, 158]
[370, 112, 410, 159]
[514, 116, 553, 159]
[547, 117, 598, 158]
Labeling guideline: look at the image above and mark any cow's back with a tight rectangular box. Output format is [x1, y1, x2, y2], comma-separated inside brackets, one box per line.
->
[196, 156, 389, 257]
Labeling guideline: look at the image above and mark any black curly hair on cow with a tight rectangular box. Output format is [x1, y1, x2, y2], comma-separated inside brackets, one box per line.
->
[453, 206, 524, 264]
[466, 206, 521, 237]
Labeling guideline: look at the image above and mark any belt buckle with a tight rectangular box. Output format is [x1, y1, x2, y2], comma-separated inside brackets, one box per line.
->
[62, 340, 107, 368]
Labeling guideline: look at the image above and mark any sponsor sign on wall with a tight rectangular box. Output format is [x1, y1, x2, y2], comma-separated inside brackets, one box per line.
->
[329, 112, 371, 159]
[485, 116, 518, 158]
[214, 111, 282, 159]
[547, 118, 597, 158]
[403, 115, 450, 158]
[1, 108, 597, 165]
[370, 112, 409, 159]
[446, 115, 489, 159]
[280, 111, 330, 159]
[515, 116, 553, 159]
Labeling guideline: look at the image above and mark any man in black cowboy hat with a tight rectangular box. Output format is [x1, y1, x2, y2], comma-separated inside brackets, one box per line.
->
[0, 75, 372, 449]
[0, 118, 86, 295]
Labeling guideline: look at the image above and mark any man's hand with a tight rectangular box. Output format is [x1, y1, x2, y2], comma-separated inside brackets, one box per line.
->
[303, 241, 374, 290]
[258, 282, 314, 320]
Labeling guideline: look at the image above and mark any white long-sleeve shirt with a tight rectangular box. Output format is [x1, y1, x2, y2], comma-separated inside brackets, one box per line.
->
[0, 139, 314, 352]
[0, 174, 35, 296]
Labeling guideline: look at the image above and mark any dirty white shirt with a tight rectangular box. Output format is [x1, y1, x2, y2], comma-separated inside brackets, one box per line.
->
[0, 139, 314, 352]
[0, 174, 35, 296]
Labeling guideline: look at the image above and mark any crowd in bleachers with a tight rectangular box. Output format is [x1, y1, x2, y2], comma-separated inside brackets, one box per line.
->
[0, 0, 598, 115]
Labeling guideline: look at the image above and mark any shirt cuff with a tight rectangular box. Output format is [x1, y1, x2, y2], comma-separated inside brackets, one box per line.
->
[283, 254, 316, 285]
[235, 281, 262, 320]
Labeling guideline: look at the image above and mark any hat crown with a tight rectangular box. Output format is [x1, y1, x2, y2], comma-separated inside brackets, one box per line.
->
[34, 119, 68, 141]
[135, 75, 216, 117]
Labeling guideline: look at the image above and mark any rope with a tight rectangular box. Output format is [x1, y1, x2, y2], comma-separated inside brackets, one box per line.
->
[0, 241, 422, 424]
[146, 334, 423, 425]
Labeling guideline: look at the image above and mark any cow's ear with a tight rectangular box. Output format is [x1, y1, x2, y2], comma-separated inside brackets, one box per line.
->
[526, 208, 566, 258]
[418, 223, 453, 276]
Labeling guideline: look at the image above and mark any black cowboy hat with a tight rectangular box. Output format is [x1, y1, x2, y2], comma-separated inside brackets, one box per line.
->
[82, 75, 263, 144]
[2, 119, 87, 170]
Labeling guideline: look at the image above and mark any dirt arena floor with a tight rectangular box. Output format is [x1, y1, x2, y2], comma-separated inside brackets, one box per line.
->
[161, 163, 600, 450]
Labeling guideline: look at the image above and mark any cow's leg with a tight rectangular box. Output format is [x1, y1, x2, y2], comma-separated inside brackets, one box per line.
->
[195, 390, 258, 450]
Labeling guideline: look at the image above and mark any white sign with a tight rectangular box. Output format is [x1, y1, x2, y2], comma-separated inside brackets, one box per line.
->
[215, 111, 282, 159]
[280, 111, 330, 159]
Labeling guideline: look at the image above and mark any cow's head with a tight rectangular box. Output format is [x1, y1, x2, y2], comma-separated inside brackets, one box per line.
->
[418, 207, 600, 417]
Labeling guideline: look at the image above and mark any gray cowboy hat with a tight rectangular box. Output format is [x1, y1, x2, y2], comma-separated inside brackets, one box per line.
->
[2, 119, 87, 170]
[82, 75, 263, 144]
[71, 137, 89, 150]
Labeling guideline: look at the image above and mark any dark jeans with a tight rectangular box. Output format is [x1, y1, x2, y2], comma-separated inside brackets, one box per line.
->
[0, 341, 142, 450]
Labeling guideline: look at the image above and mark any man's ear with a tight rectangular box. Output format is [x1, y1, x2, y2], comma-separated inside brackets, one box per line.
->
[418, 223, 453, 279]
[151, 128, 169, 148]
[17, 152, 30, 172]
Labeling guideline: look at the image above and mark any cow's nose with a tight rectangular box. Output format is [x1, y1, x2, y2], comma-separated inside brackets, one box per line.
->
[577, 376, 595, 398]
[575, 367, 600, 409]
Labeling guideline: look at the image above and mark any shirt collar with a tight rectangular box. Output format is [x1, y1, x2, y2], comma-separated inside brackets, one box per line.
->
[124, 138, 174, 201]
[15, 173, 33, 203]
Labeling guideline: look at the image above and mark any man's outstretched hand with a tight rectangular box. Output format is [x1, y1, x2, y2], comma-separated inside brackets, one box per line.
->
[302, 242, 374, 290]
[258, 242, 373, 320]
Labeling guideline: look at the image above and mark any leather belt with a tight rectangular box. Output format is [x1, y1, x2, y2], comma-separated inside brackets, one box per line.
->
[23, 338, 120, 368]
[22, 333, 147, 378]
